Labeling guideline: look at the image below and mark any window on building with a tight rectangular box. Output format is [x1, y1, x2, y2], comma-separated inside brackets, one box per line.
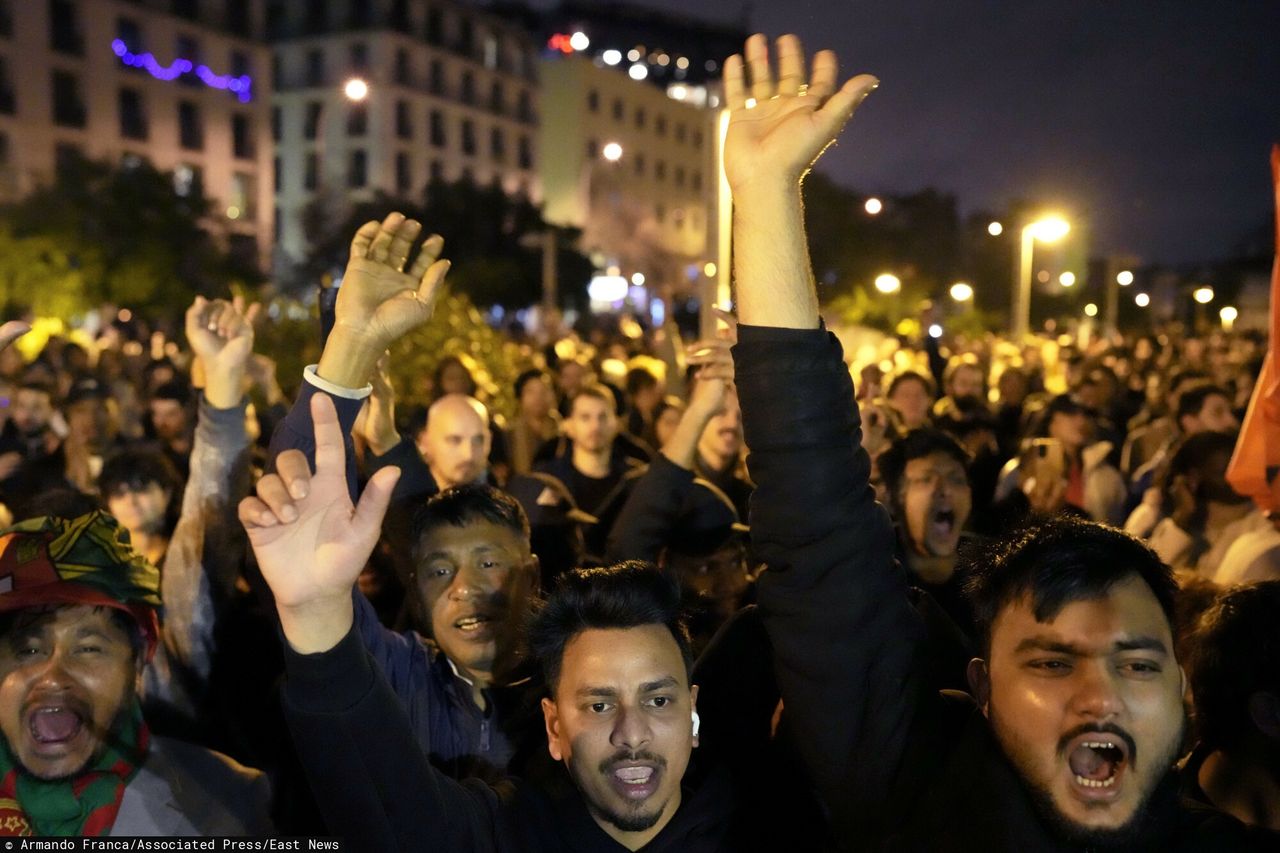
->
[611, 99, 623, 121]
[490, 127, 504, 161]
[517, 135, 532, 170]
[587, 90, 599, 112]
[429, 60, 445, 95]
[347, 4, 371, 28]
[395, 100, 412, 139]
[425, 7, 443, 45]
[118, 87, 147, 140]
[173, 163, 203, 197]
[390, 0, 411, 32]
[0, 1, 12, 39]
[178, 100, 203, 149]
[229, 171, 255, 220]
[231, 50, 251, 79]
[461, 120, 476, 155]
[116, 16, 144, 53]
[273, 155, 281, 192]
[171, 0, 198, 20]
[0, 57, 13, 115]
[692, 129, 703, 148]
[655, 159, 666, 181]
[394, 49, 410, 85]
[655, 203, 665, 224]
[430, 159, 444, 182]
[348, 149, 367, 187]
[635, 107, 646, 129]
[674, 166, 685, 188]
[304, 101, 322, 139]
[691, 170, 702, 192]
[304, 0, 326, 35]
[54, 143, 83, 178]
[304, 152, 318, 190]
[349, 42, 368, 72]
[458, 16, 474, 55]
[226, 0, 252, 37]
[395, 151, 411, 192]
[585, 139, 597, 159]
[656, 115, 667, 136]
[517, 89, 532, 122]
[176, 35, 202, 86]
[232, 113, 254, 158]
[460, 72, 474, 104]
[271, 53, 281, 88]
[0, 131, 10, 165]
[305, 49, 325, 86]
[429, 110, 446, 147]
[634, 153, 646, 176]
[489, 81, 504, 114]
[347, 104, 367, 136]
[483, 34, 498, 70]
[49, 0, 84, 56]
[271, 106, 281, 141]
[675, 122, 687, 143]
[51, 70, 86, 128]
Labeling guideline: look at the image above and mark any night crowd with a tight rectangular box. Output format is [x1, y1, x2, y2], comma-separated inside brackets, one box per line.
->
[0, 34, 1274, 852]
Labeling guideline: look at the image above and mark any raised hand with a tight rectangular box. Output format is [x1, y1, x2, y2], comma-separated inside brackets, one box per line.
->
[239, 393, 401, 652]
[186, 295, 261, 409]
[0, 320, 29, 354]
[722, 34, 878, 193]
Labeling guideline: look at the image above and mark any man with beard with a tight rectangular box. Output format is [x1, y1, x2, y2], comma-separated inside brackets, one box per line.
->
[0, 512, 268, 836]
[724, 32, 1273, 851]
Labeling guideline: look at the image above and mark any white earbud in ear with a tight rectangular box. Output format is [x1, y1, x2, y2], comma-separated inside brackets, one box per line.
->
[691, 710, 701, 739]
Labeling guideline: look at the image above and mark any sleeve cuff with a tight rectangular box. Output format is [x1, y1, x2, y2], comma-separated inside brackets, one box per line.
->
[304, 365, 372, 400]
[282, 622, 376, 712]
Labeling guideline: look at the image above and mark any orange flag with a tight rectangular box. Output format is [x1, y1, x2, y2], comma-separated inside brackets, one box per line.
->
[1226, 144, 1280, 511]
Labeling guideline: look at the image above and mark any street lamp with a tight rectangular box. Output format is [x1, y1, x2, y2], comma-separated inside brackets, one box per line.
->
[1220, 305, 1238, 330]
[987, 221, 1004, 236]
[1193, 286, 1214, 304]
[1116, 270, 1134, 286]
[950, 282, 974, 302]
[864, 197, 883, 215]
[343, 78, 369, 101]
[1084, 303, 1098, 317]
[601, 141, 623, 162]
[1135, 292, 1150, 308]
[1012, 215, 1070, 339]
[1058, 271, 1076, 288]
[874, 273, 901, 294]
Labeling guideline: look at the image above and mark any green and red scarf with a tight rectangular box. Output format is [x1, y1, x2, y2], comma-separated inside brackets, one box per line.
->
[0, 703, 148, 836]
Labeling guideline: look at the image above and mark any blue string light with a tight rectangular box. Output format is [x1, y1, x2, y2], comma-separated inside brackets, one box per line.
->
[111, 39, 252, 103]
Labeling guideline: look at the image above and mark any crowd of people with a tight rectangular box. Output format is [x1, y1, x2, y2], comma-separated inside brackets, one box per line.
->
[0, 32, 1273, 851]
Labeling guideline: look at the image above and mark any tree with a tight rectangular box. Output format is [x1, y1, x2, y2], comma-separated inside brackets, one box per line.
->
[0, 153, 261, 315]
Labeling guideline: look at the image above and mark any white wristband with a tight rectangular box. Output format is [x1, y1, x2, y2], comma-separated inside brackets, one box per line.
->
[303, 365, 372, 400]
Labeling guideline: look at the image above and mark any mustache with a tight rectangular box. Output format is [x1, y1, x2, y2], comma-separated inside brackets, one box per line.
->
[599, 749, 667, 775]
[1057, 722, 1137, 764]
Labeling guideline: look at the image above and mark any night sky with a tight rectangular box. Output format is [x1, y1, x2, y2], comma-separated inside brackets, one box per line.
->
[533, 0, 1280, 266]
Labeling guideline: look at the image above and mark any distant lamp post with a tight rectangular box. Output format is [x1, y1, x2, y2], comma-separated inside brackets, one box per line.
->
[987, 221, 1003, 236]
[1116, 270, 1134, 286]
[569, 31, 590, 51]
[1135, 292, 1150, 308]
[864, 197, 883, 215]
[703, 261, 717, 277]
[343, 78, 369, 101]
[1012, 215, 1070, 339]
[601, 141, 623, 162]
[631, 272, 645, 286]
[1220, 305, 1238, 330]
[1193, 286, 1215, 304]
[1084, 303, 1098, 317]
[874, 273, 901, 294]
[949, 282, 974, 303]
[1058, 271, 1076, 288]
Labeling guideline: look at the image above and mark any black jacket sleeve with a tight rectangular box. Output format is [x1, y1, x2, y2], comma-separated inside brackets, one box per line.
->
[735, 324, 937, 845]
[281, 626, 503, 853]
[365, 435, 439, 504]
[605, 455, 695, 563]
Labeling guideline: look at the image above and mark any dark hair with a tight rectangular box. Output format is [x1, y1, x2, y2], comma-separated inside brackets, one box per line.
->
[433, 356, 477, 398]
[1186, 581, 1280, 751]
[1163, 430, 1237, 485]
[528, 561, 692, 692]
[514, 368, 550, 401]
[887, 370, 936, 400]
[1175, 382, 1229, 426]
[625, 366, 659, 397]
[99, 448, 182, 499]
[964, 517, 1178, 656]
[409, 484, 531, 564]
[151, 380, 193, 407]
[877, 428, 970, 505]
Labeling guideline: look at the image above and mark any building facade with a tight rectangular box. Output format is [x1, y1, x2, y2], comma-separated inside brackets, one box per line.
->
[269, 0, 541, 276]
[0, 0, 274, 268]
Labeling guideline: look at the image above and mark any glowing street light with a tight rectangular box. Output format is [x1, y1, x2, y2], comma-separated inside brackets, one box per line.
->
[601, 141, 623, 162]
[949, 282, 974, 302]
[1013, 215, 1071, 339]
[1058, 271, 1076, 288]
[569, 32, 590, 51]
[1135, 292, 1150, 308]
[987, 221, 1004, 236]
[343, 77, 369, 101]
[1220, 305, 1238, 330]
[602, 49, 622, 66]
[1193, 286, 1214, 304]
[864, 197, 883, 215]
[703, 262, 717, 277]
[1116, 270, 1134, 286]
[1084, 303, 1098, 317]
[874, 273, 901, 294]
[629, 64, 648, 81]
[928, 324, 944, 339]
[631, 272, 645, 286]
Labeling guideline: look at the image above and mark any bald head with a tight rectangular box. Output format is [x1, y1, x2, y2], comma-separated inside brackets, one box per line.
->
[417, 394, 491, 490]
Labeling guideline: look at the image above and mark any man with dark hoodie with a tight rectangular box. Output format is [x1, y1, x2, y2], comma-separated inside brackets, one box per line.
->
[725, 32, 1274, 853]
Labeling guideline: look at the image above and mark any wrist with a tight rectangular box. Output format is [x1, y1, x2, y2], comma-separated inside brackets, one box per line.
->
[318, 329, 383, 388]
[730, 176, 802, 206]
[203, 367, 246, 409]
[277, 595, 354, 655]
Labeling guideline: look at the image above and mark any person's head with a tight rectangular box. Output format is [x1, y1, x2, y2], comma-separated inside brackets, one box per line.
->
[877, 429, 972, 559]
[858, 363, 884, 399]
[556, 360, 589, 399]
[515, 369, 554, 421]
[0, 512, 160, 782]
[696, 385, 742, 471]
[997, 366, 1031, 408]
[63, 380, 115, 452]
[408, 486, 537, 686]
[1185, 581, 1280, 757]
[887, 371, 935, 431]
[566, 385, 619, 456]
[529, 563, 697, 847]
[649, 397, 685, 451]
[148, 381, 192, 445]
[965, 518, 1185, 846]
[1175, 383, 1237, 436]
[625, 367, 662, 416]
[1163, 431, 1247, 508]
[141, 359, 177, 396]
[60, 343, 90, 376]
[1040, 395, 1093, 453]
[416, 394, 491, 490]
[434, 356, 478, 399]
[944, 358, 985, 402]
[98, 450, 181, 539]
[12, 382, 54, 436]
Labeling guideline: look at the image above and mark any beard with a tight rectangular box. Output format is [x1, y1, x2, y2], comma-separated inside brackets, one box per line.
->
[576, 749, 670, 834]
[991, 701, 1186, 849]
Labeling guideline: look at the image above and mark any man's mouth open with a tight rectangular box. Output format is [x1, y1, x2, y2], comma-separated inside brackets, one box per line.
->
[929, 507, 957, 539]
[27, 706, 85, 750]
[1065, 733, 1131, 797]
[454, 614, 495, 638]
[608, 763, 661, 801]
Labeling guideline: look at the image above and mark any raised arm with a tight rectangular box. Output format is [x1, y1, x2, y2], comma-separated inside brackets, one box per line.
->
[726, 34, 936, 843]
